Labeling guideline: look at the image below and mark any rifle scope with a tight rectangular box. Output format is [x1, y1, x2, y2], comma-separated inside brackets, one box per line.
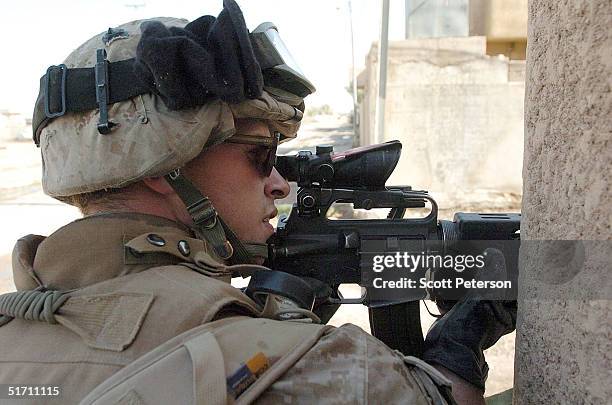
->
[275, 140, 401, 190]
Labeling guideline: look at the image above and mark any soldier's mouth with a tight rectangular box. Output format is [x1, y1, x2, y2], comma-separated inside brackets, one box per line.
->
[262, 209, 278, 224]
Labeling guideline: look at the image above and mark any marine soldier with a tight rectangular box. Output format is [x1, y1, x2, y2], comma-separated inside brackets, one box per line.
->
[0, 1, 514, 403]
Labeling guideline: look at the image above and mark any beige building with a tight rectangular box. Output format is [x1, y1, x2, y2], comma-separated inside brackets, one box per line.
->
[469, 0, 527, 60]
[357, 0, 527, 198]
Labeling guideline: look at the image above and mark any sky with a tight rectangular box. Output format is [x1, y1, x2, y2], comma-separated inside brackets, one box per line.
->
[0, 0, 412, 115]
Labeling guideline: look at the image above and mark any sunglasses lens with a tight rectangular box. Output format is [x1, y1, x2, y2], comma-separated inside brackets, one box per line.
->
[263, 146, 277, 177]
[262, 132, 280, 177]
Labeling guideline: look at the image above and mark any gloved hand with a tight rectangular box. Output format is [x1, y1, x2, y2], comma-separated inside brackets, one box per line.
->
[422, 248, 516, 390]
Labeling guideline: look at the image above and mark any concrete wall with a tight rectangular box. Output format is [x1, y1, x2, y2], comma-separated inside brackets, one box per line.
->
[515, 0, 611, 403]
[359, 36, 524, 198]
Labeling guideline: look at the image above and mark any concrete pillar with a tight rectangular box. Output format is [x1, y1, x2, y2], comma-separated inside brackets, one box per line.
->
[515, 0, 611, 403]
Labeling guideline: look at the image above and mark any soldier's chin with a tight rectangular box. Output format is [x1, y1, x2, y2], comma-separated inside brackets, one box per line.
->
[263, 221, 275, 236]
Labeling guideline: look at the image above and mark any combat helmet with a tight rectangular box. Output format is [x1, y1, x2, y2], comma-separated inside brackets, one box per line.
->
[32, 0, 315, 264]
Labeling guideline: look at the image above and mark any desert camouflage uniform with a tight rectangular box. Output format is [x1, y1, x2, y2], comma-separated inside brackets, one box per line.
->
[0, 213, 452, 404]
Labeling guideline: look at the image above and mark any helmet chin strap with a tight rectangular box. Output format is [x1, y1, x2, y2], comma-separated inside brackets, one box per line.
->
[163, 169, 261, 265]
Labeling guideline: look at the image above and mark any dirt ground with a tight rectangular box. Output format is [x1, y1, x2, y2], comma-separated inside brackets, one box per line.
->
[0, 114, 519, 396]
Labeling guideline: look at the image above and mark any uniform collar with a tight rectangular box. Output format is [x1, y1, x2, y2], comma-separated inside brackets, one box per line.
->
[12, 213, 194, 291]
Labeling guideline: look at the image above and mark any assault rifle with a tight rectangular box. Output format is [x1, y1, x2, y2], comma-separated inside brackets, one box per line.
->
[261, 141, 520, 357]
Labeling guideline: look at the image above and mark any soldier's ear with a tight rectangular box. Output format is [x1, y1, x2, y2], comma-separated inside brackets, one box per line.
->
[142, 177, 174, 195]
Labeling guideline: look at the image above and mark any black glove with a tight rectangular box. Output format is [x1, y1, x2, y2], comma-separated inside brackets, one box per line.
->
[422, 248, 516, 390]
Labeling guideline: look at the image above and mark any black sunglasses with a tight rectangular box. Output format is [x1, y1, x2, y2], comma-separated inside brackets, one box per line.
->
[226, 131, 280, 177]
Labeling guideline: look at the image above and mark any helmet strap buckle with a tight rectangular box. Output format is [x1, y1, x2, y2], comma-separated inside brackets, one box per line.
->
[95, 49, 117, 135]
[163, 170, 260, 264]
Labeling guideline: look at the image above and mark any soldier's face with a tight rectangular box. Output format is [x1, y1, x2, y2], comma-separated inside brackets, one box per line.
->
[184, 119, 290, 255]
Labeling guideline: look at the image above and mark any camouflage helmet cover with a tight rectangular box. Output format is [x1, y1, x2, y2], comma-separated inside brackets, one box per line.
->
[40, 17, 304, 198]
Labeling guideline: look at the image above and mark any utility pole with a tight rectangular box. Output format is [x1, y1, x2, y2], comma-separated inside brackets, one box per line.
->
[375, 0, 390, 144]
[348, 0, 359, 145]
[405, 0, 411, 39]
